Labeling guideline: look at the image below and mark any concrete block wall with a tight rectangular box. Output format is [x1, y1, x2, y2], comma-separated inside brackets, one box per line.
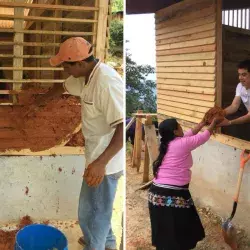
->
[190, 140, 250, 234]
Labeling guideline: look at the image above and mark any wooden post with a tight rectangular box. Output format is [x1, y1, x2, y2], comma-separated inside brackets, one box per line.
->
[35, 22, 42, 84]
[135, 110, 143, 171]
[96, 0, 109, 61]
[92, 0, 99, 56]
[143, 115, 153, 182]
[216, 0, 222, 134]
[132, 110, 143, 168]
[53, 0, 63, 83]
[143, 141, 150, 183]
[144, 116, 159, 166]
[13, 0, 25, 103]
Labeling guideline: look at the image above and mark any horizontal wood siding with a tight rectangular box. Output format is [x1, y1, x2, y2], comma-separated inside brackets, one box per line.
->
[155, 0, 217, 124]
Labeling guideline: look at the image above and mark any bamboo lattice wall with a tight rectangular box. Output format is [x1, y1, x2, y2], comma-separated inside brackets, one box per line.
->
[0, 0, 110, 103]
[0, 0, 111, 155]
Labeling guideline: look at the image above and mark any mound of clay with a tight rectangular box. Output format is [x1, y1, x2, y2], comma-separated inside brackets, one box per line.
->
[0, 88, 82, 152]
[203, 106, 225, 125]
[66, 130, 85, 147]
[0, 216, 33, 250]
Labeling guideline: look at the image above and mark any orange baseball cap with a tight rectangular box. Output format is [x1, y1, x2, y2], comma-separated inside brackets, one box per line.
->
[50, 37, 93, 66]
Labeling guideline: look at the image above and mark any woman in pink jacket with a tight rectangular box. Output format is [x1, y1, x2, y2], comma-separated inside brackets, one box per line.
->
[148, 117, 221, 250]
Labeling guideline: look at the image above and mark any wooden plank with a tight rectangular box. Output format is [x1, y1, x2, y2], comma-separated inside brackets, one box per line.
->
[0, 79, 64, 83]
[156, 60, 215, 67]
[0, 67, 63, 71]
[0, 29, 95, 36]
[157, 108, 201, 123]
[157, 99, 210, 113]
[156, 66, 215, 74]
[157, 113, 197, 128]
[126, 117, 135, 131]
[143, 115, 153, 183]
[157, 93, 215, 108]
[158, 105, 204, 119]
[158, 89, 215, 101]
[0, 14, 97, 23]
[156, 0, 215, 21]
[157, 72, 215, 81]
[216, 0, 222, 107]
[0, 2, 99, 11]
[156, 44, 216, 56]
[144, 123, 159, 164]
[135, 116, 143, 172]
[96, 0, 109, 61]
[54, 0, 62, 82]
[0, 146, 84, 156]
[156, 23, 216, 41]
[210, 133, 250, 151]
[156, 4, 215, 30]
[25, 0, 55, 30]
[156, 37, 215, 51]
[13, 2, 24, 103]
[0, 41, 61, 47]
[156, 14, 215, 36]
[0, 90, 70, 94]
[156, 30, 215, 46]
[143, 141, 150, 183]
[157, 84, 215, 95]
[35, 18, 42, 83]
[0, 54, 53, 59]
[157, 52, 216, 62]
[132, 113, 158, 117]
[157, 79, 215, 88]
[92, 0, 99, 55]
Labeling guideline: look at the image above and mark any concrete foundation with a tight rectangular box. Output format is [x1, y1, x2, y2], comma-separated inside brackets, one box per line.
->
[0, 155, 86, 222]
[190, 140, 250, 235]
[0, 155, 124, 248]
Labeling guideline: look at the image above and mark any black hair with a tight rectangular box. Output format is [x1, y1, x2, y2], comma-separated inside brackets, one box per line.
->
[64, 46, 95, 65]
[153, 118, 178, 178]
[237, 60, 250, 72]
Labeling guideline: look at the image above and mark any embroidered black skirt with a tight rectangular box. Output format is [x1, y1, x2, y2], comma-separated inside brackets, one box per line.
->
[148, 183, 205, 250]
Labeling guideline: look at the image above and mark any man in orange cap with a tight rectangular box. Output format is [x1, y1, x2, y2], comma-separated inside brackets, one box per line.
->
[27, 37, 124, 250]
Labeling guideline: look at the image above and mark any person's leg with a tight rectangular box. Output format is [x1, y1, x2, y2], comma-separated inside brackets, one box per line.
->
[78, 179, 95, 249]
[105, 171, 123, 249]
[78, 171, 122, 250]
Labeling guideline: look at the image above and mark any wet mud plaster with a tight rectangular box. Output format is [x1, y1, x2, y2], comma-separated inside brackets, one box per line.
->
[66, 130, 85, 147]
[203, 106, 225, 124]
[0, 88, 82, 152]
[0, 216, 33, 250]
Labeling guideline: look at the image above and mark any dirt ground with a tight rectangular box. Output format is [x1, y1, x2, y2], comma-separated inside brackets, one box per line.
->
[126, 153, 250, 250]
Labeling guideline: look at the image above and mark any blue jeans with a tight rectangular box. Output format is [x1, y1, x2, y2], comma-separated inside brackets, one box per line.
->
[78, 171, 123, 250]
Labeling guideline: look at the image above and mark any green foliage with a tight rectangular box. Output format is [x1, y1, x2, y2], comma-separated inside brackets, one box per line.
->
[112, 0, 123, 12]
[126, 53, 157, 116]
[109, 19, 123, 56]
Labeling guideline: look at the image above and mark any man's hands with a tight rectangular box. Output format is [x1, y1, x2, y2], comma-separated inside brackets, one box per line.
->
[84, 160, 106, 187]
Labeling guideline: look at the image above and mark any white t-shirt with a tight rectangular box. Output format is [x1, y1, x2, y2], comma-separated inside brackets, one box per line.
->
[236, 82, 250, 111]
[64, 61, 124, 175]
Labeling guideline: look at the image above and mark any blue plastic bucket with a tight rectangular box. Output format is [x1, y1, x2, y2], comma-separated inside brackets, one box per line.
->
[15, 224, 68, 250]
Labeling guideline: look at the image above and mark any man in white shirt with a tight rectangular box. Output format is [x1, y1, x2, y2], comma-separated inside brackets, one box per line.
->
[27, 37, 124, 250]
[218, 60, 250, 126]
